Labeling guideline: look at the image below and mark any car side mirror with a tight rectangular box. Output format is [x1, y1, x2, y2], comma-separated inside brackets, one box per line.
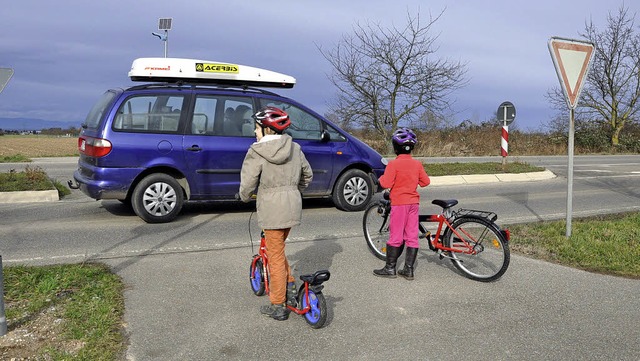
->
[320, 130, 330, 142]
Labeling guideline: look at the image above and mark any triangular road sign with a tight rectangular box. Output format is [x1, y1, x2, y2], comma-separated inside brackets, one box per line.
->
[0, 68, 14, 94]
[548, 37, 595, 109]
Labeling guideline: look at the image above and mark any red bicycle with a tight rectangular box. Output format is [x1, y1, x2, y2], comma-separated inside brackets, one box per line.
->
[363, 191, 510, 282]
[249, 230, 330, 328]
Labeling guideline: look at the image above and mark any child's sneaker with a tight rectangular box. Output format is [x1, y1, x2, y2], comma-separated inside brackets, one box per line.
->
[260, 304, 289, 321]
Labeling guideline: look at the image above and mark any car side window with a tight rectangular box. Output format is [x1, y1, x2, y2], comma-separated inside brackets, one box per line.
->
[113, 95, 185, 133]
[261, 100, 322, 140]
[191, 96, 217, 135]
[222, 98, 254, 137]
[191, 95, 254, 136]
[325, 124, 346, 142]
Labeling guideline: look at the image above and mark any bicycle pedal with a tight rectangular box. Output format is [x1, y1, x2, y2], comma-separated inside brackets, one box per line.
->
[437, 250, 456, 260]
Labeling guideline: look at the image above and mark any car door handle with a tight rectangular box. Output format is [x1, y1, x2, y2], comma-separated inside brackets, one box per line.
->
[186, 145, 202, 152]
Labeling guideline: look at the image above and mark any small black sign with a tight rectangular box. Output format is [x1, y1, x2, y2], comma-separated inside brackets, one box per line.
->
[497, 101, 516, 124]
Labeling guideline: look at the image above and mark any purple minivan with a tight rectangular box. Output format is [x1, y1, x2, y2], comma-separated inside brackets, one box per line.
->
[72, 77, 386, 223]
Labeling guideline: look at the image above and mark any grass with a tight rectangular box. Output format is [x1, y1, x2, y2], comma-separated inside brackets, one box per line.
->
[2, 263, 126, 360]
[0, 165, 70, 197]
[508, 212, 640, 279]
[1, 154, 31, 162]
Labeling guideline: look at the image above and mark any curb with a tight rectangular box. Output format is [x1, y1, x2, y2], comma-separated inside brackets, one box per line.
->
[0, 190, 59, 203]
[429, 170, 556, 186]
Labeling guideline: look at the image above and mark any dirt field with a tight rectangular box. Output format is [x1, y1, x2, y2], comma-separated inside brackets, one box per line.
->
[0, 135, 78, 157]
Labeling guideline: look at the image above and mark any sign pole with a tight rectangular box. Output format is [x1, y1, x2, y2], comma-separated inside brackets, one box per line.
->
[496, 101, 515, 170]
[501, 121, 508, 168]
[548, 37, 594, 238]
[566, 108, 575, 237]
[1, 255, 6, 336]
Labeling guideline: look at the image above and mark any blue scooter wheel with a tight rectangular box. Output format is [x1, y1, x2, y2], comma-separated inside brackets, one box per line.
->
[301, 289, 327, 328]
[250, 258, 265, 296]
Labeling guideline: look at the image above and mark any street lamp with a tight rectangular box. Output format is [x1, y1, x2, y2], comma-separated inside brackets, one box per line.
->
[151, 18, 172, 58]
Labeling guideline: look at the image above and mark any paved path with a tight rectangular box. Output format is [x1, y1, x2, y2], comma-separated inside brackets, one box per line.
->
[106, 234, 640, 361]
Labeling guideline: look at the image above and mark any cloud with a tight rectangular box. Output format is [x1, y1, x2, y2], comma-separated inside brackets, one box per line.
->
[1, 0, 635, 130]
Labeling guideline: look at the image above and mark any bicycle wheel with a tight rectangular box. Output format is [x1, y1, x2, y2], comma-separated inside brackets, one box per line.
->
[301, 289, 328, 329]
[362, 201, 390, 261]
[249, 257, 266, 296]
[444, 217, 510, 282]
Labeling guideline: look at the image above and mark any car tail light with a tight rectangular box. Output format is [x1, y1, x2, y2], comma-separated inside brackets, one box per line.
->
[78, 136, 112, 157]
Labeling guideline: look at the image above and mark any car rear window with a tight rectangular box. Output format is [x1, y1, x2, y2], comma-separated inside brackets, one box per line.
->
[83, 91, 117, 130]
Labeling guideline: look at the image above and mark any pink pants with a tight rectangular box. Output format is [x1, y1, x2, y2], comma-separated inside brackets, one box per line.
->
[387, 204, 420, 248]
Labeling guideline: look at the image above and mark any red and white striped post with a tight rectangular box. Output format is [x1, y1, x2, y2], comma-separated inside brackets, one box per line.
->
[501, 124, 509, 166]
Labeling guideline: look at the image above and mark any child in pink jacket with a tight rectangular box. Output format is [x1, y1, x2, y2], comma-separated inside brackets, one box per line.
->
[373, 128, 430, 280]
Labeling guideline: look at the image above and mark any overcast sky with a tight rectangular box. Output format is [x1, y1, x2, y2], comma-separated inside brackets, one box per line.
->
[1, 0, 636, 131]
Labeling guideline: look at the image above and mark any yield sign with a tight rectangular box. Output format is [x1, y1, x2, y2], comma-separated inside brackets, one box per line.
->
[0, 68, 14, 94]
[548, 37, 595, 109]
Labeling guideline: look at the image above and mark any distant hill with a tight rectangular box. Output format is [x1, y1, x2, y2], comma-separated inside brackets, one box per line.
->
[0, 117, 81, 131]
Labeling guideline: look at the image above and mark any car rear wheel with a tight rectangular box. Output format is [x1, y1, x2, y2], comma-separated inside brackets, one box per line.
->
[332, 169, 373, 212]
[132, 173, 184, 223]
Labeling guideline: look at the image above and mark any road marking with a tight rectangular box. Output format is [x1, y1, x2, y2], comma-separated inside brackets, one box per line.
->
[576, 174, 640, 179]
[2, 233, 363, 265]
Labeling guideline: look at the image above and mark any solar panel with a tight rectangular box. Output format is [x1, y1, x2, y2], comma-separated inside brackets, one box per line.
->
[158, 18, 172, 30]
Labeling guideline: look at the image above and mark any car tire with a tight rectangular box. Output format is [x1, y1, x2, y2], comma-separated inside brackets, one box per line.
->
[131, 173, 184, 223]
[332, 169, 373, 212]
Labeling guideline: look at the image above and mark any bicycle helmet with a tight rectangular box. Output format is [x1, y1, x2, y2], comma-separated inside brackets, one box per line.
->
[391, 127, 417, 154]
[252, 106, 291, 133]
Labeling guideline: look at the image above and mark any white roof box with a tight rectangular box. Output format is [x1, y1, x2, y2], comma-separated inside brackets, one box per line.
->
[128, 57, 296, 88]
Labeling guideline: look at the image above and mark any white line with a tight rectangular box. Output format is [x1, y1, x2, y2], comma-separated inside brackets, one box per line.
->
[576, 174, 640, 180]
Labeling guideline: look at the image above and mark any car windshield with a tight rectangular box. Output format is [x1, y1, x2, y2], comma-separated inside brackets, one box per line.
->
[83, 91, 116, 129]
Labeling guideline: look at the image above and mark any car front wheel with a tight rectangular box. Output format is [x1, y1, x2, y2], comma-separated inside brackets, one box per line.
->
[132, 173, 184, 223]
[332, 169, 373, 212]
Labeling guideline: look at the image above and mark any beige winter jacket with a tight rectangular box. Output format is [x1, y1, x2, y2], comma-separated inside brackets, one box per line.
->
[239, 134, 313, 229]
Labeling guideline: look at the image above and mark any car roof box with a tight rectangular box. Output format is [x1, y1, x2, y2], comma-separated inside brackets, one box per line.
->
[128, 57, 296, 88]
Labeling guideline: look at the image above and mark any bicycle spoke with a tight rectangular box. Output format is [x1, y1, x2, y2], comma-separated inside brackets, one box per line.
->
[363, 201, 390, 260]
[446, 217, 510, 282]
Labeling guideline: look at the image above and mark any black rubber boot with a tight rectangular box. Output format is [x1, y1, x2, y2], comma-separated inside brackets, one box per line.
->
[398, 247, 419, 280]
[373, 244, 403, 278]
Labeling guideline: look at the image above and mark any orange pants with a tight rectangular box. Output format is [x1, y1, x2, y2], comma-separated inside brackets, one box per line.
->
[264, 228, 296, 305]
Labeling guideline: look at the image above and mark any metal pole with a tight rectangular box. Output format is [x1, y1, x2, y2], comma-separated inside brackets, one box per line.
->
[501, 122, 508, 168]
[1, 255, 7, 336]
[164, 30, 168, 58]
[566, 108, 575, 238]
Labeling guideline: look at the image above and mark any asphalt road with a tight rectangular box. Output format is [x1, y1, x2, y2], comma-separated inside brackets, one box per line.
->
[1, 155, 639, 360]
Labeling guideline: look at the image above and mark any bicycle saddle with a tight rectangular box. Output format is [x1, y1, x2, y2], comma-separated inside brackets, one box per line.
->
[432, 199, 458, 209]
[300, 270, 331, 285]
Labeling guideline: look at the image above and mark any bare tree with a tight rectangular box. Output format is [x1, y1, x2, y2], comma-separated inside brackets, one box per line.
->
[579, 5, 640, 146]
[319, 10, 467, 147]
